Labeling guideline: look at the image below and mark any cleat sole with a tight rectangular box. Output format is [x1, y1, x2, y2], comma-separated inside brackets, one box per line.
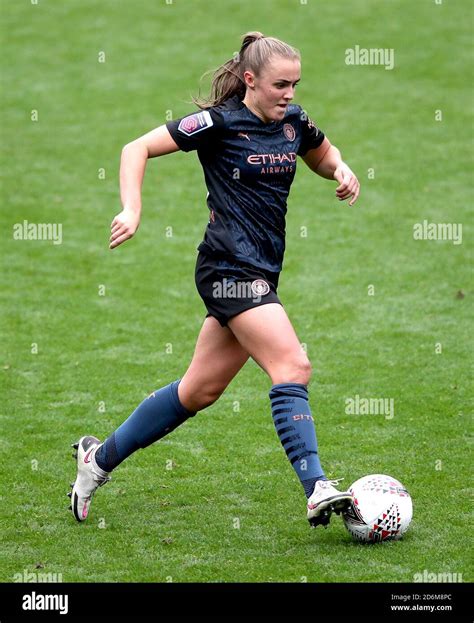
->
[308, 510, 331, 528]
[332, 499, 352, 515]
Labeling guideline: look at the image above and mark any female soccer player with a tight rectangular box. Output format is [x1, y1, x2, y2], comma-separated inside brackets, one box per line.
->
[69, 32, 360, 528]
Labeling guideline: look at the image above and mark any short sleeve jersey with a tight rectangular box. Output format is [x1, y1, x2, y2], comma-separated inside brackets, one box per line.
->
[166, 95, 325, 273]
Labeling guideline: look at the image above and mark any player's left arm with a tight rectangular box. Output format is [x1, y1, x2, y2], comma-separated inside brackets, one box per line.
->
[302, 137, 360, 206]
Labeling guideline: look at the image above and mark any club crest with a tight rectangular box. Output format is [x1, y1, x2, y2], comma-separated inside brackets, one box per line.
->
[251, 279, 270, 297]
[283, 123, 295, 142]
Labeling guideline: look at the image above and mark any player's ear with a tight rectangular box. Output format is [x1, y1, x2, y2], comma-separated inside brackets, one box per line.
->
[243, 70, 256, 89]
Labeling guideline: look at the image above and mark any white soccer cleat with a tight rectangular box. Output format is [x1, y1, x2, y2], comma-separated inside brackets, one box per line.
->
[68, 436, 110, 522]
[307, 478, 353, 528]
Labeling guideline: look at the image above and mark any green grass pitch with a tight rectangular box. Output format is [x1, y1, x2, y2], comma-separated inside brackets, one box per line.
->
[1, 0, 472, 583]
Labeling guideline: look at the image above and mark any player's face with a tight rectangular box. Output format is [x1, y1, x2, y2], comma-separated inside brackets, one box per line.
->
[243, 57, 301, 123]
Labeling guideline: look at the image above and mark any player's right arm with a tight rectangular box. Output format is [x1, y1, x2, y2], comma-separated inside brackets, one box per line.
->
[110, 125, 180, 249]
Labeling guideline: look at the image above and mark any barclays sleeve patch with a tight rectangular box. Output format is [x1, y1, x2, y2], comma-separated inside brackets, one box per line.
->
[178, 110, 213, 136]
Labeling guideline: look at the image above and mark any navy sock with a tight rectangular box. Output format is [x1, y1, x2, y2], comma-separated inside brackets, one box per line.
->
[95, 379, 195, 472]
[269, 382, 326, 497]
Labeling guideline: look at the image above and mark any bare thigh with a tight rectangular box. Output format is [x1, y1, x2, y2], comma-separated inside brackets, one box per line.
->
[178, 316, 250, 412]
[227, 303, 312, 385]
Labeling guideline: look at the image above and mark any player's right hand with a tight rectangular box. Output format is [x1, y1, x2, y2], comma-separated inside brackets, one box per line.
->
[109, 208, 140, 249]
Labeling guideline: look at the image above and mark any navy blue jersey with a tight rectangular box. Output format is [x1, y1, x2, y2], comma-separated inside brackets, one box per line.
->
[166, 95, 325, 273]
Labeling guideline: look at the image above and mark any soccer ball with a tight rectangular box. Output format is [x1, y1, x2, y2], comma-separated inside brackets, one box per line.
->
[342, 474, 413, 543]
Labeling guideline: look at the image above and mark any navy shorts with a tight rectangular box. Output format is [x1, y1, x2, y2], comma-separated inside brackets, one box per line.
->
[195, 251, 282, 327]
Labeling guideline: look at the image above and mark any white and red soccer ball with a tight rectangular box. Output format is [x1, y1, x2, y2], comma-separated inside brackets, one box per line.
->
[342, 474, 413, 543]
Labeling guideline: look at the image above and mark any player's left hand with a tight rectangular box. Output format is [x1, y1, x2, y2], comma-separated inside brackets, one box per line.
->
[334, 163, 360, 206]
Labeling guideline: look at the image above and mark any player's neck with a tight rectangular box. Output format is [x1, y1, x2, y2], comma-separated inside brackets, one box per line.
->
[242, 96, 273, 125]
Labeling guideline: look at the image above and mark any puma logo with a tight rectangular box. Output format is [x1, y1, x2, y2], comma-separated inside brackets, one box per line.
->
[238, 132, 251, 141]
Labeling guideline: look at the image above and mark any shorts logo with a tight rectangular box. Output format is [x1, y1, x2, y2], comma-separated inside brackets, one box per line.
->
[251, 279, 270, 297]
[283, 123, 295, 142]
[178, 110, 213, 136]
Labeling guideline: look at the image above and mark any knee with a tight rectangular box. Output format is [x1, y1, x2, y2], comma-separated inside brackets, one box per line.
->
[272, 353, 312, 386]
